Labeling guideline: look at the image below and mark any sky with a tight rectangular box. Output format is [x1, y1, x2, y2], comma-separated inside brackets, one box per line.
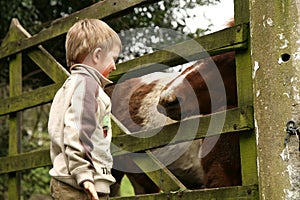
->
[185, 0, 234, 33]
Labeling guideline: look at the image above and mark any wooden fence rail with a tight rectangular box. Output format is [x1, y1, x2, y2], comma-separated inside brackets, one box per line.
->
[0, 106, 253, 174]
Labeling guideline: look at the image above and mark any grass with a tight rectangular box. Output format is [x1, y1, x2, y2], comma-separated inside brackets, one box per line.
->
[120, 175, 135, 196]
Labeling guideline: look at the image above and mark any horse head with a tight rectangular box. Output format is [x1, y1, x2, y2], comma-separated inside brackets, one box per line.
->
[157, 51, 238, 120]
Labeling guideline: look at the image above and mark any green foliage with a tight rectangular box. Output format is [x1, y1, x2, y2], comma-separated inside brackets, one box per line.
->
[0, 116, 9, 157]
[0, 174, 8, 200]
[108, 0, 220, 61]
[20, 107, 51, 199]
[0, 0, 95, 39]
[0, 0, 39, 38]
[22, 166, 51, 199]
[0, 116, 9, 199]
[22, 106, 51, 152]
[120, 175, 134, 197]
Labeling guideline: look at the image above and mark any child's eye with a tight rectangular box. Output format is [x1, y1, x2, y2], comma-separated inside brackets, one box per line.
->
[114, 57, 120, 63]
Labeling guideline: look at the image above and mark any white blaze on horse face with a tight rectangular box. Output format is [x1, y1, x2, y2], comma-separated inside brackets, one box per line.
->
[160, 68, 193, 102]
[139, 72, 178, 85]
[137, 72, 177, 131]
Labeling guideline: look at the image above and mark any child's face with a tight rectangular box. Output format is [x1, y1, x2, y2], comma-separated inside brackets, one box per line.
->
[94, 45, 120, 78]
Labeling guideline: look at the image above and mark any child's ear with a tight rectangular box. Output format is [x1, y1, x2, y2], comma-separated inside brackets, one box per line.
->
[93, 47, 102, 63]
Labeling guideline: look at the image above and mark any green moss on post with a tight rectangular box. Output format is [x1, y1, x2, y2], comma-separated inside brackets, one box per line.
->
[250, 0, 300, 199]
[8, 48, 22, 200]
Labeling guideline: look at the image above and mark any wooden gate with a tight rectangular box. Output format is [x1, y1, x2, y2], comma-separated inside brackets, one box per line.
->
[2, 0, 297, 199]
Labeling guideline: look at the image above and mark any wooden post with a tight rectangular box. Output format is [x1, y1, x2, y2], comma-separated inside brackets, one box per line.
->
[250, 0, 300, 199]
[2, 18, 24, 200]
[234, 0, 259, 188]
[8, 53, 22, 200]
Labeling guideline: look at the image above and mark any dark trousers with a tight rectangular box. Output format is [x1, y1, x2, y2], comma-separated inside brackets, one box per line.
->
[50, 178, 109, 200]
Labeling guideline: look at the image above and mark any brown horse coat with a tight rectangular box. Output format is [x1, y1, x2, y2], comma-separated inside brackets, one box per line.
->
[105, 72, 204, 195]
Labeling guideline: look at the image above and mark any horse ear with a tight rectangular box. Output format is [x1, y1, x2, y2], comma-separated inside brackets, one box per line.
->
[225, 17, 234, 27]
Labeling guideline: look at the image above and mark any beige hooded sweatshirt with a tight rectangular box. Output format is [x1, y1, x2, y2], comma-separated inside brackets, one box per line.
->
[48, 64, 115, 194]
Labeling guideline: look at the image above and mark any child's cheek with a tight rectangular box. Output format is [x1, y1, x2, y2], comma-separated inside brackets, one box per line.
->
[102, 63, 113, 78]
[102, 70, 109, 78]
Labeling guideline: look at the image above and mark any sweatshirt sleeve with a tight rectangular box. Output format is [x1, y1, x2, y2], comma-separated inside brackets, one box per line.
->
[63, 75, 99, 186]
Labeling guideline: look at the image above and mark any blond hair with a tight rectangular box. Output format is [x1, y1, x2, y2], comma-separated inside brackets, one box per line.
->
[65, 18, 121, 67]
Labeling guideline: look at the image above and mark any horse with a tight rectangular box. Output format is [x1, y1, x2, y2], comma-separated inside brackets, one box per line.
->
[157, 51, 241, 188]
[107, 17, 240, 194]
[157, 51, 237, 120]
[105, 72, 204, 196]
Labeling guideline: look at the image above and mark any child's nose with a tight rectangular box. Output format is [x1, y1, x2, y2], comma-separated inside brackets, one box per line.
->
[112, 62, 116, 71]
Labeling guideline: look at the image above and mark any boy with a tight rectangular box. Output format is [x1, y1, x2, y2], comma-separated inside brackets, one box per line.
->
[48, 18, 121, 200]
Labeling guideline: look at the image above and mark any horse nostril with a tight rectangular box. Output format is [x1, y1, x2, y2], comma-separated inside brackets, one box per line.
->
[158, 96, 166, 107]
[168, 96, 181, 107]
[158, 96, 182, 120]
[157, 104, 167, 115]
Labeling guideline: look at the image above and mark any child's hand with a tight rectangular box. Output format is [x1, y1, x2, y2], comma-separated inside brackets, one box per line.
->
[83, 181, 99, 200]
